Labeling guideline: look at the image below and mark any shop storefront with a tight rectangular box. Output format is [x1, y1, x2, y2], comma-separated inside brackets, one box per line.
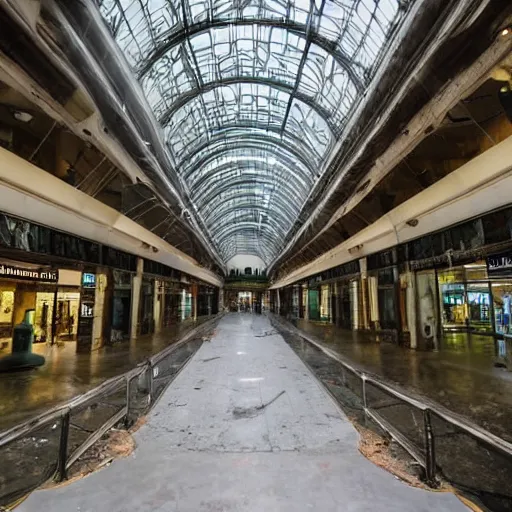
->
[0, 261, 84, 349]
[438, 262, 495, 333]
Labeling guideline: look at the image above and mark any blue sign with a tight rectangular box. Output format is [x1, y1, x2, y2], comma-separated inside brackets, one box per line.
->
[82, 273, 96, 287]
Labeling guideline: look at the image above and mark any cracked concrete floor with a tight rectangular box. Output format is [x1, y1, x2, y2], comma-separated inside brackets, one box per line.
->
[18, 314, 467, 512]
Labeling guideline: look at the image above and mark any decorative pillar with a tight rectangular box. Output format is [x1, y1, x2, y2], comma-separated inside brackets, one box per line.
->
[192, 284, 198, 321]
[130, 257, 143, 340]
[404, 270, 418, 349]
[92, 272, 107, 350]
[416, 270, 440, 350]
[359, 258, 370, 330]
[154, 280, 163, 333]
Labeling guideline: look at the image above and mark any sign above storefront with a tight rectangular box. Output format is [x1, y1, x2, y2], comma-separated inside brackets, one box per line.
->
[82, 273, 96, 288]
[0, 264, 58, 282]
[487, 252, 512, 277]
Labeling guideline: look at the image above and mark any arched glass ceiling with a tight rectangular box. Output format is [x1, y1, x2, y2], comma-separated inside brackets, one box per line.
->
[98, 0, 405, 265]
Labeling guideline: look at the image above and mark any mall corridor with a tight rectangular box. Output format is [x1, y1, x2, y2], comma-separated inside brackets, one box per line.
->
[17, 314, 466, 512]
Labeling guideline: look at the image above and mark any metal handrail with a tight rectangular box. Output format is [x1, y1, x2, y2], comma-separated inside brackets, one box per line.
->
[270, 314, 512, 486]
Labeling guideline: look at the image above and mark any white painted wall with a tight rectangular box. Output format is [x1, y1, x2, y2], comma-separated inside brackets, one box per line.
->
[272, 134, 512, 289]
[226, 255, 266, 273]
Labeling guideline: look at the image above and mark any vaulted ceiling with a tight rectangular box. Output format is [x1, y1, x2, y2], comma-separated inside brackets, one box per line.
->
[96, 0, 406, 265]
[0, 0, 510, 279]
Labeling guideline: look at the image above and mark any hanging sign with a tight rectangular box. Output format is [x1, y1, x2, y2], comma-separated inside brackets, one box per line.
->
[82, 272, 96, 288]
[487, 251, 512, 277]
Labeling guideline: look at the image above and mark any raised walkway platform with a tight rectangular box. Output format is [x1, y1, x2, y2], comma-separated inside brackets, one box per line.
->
[18, 314, 466, 511]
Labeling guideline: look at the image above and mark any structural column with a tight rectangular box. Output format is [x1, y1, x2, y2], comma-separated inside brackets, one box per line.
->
[192, 283, 198, 321]
[359, 258, 370, 330]
[416, 269, 440, 350]
[130, 257, 143, 340]
[403, 270, 418, 349]
[219, 288, 224, 313]
[92, 271, 107, 350]
[154, 280, 163, 333]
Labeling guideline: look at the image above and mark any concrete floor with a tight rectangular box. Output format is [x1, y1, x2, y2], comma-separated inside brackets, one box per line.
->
[18, 314, 466, 512]
[290, 318, 512, 442]
[0, 316, 211, 430]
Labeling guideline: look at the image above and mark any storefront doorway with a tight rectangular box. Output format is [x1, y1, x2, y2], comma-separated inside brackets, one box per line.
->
[308, 289, 320, 320]
[139, 278, 155, 336]
[54, 291, 80, 341]
[238, 291, 252, 312]
[111, 270, 132, 342]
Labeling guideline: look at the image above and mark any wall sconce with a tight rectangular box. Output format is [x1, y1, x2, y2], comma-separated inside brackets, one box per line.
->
[406, 219, 419, 227]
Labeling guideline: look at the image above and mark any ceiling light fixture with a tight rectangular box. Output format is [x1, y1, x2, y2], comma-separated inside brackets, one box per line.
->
[12, 110, 33, 123]
[501, 27, 510, 37]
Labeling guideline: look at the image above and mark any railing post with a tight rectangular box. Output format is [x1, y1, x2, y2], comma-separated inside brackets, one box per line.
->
[56, 411, 70, 482]
[362, 375, 367, 410]
[148, 363, 154, 404]
[423, 408, 437, 486]
[124, 375, 131, 428]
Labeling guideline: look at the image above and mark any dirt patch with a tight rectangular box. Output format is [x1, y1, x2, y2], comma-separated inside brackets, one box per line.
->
[43, 428, 136, 489]
[130, 415, 147, 433]
[355, 423, 428, 488]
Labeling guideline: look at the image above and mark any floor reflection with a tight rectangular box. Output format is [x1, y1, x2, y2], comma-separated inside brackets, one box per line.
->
[292, 319, 512, 442]
[0, 317, 211, 430]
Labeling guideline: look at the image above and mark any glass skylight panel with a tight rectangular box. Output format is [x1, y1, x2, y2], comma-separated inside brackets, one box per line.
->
[99, 0, 182, 68]
[98, 0, 406, 263]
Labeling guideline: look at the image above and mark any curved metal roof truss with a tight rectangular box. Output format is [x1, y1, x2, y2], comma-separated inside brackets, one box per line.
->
[99, 0, 405, 263]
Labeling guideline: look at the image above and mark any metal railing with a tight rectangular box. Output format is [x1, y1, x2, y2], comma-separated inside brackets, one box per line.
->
[0, 315, 221, 508]
[270, 314, 512, 509]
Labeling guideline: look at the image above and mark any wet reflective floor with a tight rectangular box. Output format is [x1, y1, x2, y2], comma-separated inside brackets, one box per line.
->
[0, 317, 212, 431]
[288, 319, 512, 443]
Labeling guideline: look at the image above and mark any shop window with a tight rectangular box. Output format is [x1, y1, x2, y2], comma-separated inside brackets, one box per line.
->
[378, 288, 398, 330]
[440, 283, 466, 327]
[34, 292, 54, 343]
[482, 208, 512, 245]
[492, 282, 512, 335]
[320, 285, 330, 321]
[466, 283, 492, 332]
[444, 219, 484, 252]
[0, 290, 14, 324]
[308, 289, 320, 321]
[378, 267, 395, 286]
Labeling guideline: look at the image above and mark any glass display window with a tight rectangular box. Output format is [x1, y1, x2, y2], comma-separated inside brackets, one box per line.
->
[320, 284, 330, 321]
[0, 289, 14, 324]
[55, 291, 80, 341]
[466, 283, 492, 331]
[491, 281, 512, 335]
[34, 292, 54, 343]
